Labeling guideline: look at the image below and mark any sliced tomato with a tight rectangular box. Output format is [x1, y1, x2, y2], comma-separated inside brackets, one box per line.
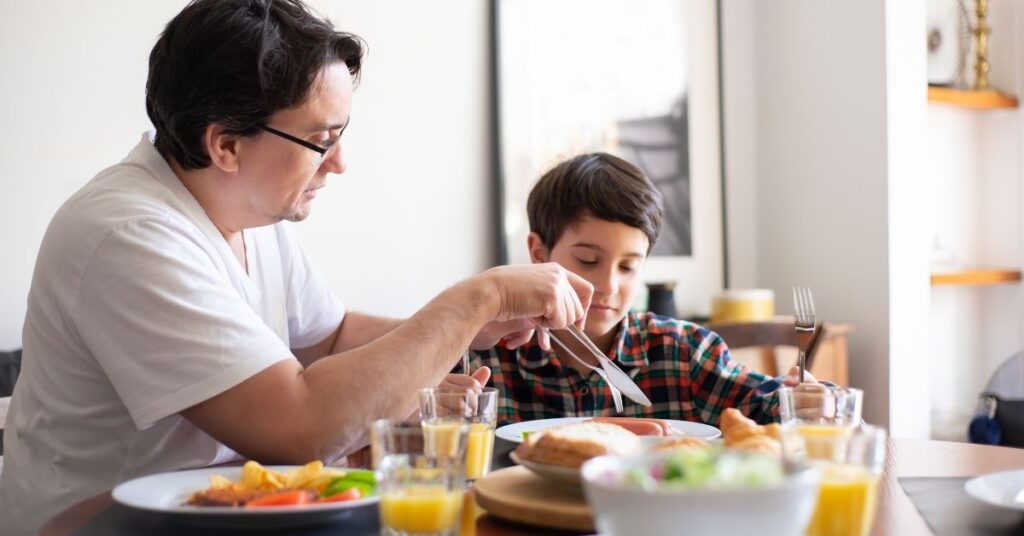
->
[318, 487, 361, 503]
[245, 490, 312, 508]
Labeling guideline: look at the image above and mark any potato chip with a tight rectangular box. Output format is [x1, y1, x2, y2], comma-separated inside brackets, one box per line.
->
[285, 460, 324, 489]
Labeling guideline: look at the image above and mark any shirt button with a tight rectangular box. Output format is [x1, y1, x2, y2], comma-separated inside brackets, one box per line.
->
[579, 386, 590, 395]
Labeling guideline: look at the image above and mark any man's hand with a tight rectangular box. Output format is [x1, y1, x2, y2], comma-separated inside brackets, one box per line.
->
[469, 319, 536, 350]
[476, 263, 593, 351]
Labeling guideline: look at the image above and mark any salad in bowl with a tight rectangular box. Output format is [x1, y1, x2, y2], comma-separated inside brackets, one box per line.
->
[581, 448, 819, 536]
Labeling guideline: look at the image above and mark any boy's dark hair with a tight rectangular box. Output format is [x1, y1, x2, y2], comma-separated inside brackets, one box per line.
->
[527, 152, 664, 253]
[146, 0, 365, 170]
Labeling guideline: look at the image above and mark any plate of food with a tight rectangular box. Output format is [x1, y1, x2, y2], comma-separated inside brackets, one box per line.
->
[964, 469, 1024, 511]
[508, 419, 719, 488]
[111, 460, 378, 528]
[495, 416, 721, 443]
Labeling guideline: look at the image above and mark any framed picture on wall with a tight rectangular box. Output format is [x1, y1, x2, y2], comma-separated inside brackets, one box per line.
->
[492, 0, 724, 317]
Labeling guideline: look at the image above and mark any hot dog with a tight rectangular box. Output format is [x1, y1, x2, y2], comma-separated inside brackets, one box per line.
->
[586, 417, 673, 436]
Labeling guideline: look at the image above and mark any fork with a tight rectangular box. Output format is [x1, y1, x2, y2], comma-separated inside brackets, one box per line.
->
[541, 327, 624, 413]
[792, 286, 816, 383]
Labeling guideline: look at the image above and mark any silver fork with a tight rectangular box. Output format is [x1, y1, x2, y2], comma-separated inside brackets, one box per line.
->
[540, 327, 624, 413]
[792, 286, 816, 383]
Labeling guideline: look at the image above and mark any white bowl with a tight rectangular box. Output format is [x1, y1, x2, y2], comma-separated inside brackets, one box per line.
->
[580, 453, 820, 536]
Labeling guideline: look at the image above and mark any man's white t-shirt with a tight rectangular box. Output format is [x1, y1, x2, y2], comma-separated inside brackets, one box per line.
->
[0, 133, 345, 534]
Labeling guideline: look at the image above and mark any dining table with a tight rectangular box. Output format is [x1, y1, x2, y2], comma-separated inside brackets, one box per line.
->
[39, 436, 1024, 536]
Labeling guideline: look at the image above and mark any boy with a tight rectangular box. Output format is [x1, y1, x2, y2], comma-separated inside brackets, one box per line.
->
[452, 152, 818, 426]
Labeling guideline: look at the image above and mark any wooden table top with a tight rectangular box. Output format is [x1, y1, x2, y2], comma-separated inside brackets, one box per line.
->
[39, 437, 1024, 536]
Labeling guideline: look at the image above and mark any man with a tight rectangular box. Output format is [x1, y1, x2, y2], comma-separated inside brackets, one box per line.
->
[0, 1, 590, 533]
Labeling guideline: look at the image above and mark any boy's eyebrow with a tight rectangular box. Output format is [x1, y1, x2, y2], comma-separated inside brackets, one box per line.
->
[570, 242, 645, 258]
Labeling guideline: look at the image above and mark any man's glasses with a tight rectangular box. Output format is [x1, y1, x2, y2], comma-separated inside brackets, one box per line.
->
[257, 121, 347, 165]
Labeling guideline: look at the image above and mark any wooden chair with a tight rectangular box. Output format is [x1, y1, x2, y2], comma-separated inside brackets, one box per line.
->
[0, 395, 7, 473]
[705, 321, 824, 379]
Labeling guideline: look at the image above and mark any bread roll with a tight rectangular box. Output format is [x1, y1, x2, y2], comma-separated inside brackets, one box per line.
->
[515, 421, 641, 468]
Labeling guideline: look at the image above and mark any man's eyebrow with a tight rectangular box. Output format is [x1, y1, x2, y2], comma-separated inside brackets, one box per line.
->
[309, 116, 351, 133]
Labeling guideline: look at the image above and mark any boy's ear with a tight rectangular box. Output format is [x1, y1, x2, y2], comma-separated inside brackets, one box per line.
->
[526, 232, 550, 263]
[204, 123, 241, 173]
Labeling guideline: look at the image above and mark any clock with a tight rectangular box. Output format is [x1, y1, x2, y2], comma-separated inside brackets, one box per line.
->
[927, 0, 971, 87]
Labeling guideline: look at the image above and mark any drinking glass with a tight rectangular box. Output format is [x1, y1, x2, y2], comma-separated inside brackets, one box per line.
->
[778, 386, 864, 460]
[419, 387, 498, 482]
[781, 424, 887, 536]
[370, 418, 467, 469]
[779, 385, 863, 426]
[378, 453, 466, 536]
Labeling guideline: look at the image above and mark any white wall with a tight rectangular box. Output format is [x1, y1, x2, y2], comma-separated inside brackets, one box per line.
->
[722, 0, 933, 434]
[0, 0, 492, 348]
[926, 0, 1024, 440]
[885, 0, 931, 439]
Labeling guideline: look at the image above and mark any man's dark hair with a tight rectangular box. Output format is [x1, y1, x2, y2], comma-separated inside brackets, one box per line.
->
[146, 0, 365, 169]
[527, 152, 664, 254]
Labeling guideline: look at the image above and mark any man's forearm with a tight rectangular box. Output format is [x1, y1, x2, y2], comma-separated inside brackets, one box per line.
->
[332, 312, 404, 354]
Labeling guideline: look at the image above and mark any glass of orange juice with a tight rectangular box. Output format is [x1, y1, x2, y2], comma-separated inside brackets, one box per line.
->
[378, 452, 466, 536]
[419, 387, 498, 483]
[783, 424, 886, 536]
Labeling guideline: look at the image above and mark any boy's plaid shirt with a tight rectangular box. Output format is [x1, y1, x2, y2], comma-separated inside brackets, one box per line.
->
[467, 311, 783, 427]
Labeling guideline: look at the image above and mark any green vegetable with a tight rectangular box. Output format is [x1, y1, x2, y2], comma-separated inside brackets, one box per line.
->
[322, 470, 377, 498]
[626, 449, 783, 491]
[521, 431, 532, 441]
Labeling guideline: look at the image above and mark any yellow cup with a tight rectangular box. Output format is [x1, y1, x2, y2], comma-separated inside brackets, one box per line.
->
[710, 289, 774, 323]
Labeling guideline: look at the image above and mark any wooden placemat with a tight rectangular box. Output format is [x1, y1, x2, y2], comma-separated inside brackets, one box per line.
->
[473, 466, 593, 532]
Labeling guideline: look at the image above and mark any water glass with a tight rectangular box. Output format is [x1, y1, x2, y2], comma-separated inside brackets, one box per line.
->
[779, 385, 863, 426]
[419, 387, 498, 481]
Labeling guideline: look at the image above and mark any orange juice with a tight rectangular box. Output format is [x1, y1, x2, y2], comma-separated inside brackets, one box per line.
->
[423, 420, 463, 460]
[380, 484, 465, 533]
[465, 422, 494, 480]
[796, 424, 852, 459]
[805, 463, 880, 536]
[458, 487, 483, 536]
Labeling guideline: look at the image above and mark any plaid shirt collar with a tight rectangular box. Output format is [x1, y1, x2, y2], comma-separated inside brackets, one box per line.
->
[515, 314, 650, 371]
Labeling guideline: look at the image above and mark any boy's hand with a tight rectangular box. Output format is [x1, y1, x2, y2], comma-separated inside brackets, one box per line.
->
[438, 366, 491, 392]
[782, 366, 819, 387]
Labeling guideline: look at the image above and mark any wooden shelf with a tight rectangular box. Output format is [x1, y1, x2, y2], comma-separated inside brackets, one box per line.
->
[928, 86, 1019, 109]
[930, 269, 1022, 286]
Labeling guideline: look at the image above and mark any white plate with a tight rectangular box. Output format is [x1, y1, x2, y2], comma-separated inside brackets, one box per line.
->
[509, 451, 583, 488]
[965, 469, 1024, 511]
[112, 466, 378, 529]
[495, 417, 721, 443]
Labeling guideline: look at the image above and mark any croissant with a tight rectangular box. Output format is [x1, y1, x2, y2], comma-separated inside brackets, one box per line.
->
[720, 408, 782, 455]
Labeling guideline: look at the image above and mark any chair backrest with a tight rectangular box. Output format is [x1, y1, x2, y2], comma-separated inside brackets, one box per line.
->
[0, 395, 8, 460]
[0, 349, 22, 398]
[704, 321, 823, 378]
[985, 351, 1024, 399]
